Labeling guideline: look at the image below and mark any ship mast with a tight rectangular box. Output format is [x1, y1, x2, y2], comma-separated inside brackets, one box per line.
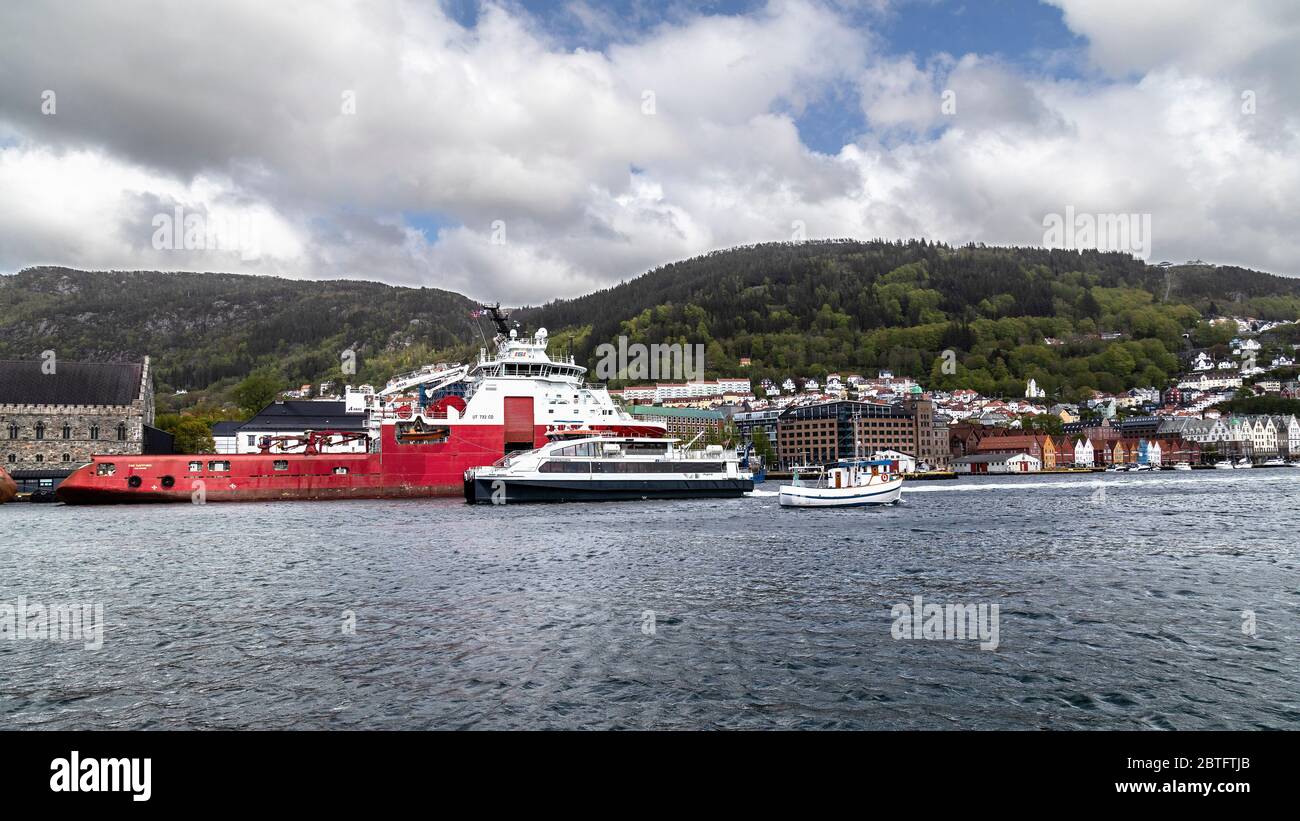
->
[481, 303, 512, 339]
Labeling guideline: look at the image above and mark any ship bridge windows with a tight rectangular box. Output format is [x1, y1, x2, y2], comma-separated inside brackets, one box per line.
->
[97, 463, 116, 476]
[273, 460, 289, 470]
[188, 461, 203, 472]
[333, 466, 349, 475]
[208, 461, 230, 472]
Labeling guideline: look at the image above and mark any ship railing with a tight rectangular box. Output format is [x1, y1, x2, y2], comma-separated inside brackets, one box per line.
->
[369, 407, 458, 421]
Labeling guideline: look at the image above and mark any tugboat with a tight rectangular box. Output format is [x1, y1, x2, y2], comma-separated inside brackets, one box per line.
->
[0, 465, 16, 504]
[57, 307, 666, 504]
[464, 430, 752, 503]
[777, 459, 903, 508]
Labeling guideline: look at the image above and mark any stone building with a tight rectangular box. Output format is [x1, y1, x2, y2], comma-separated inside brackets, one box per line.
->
[0, 358, 167, 484]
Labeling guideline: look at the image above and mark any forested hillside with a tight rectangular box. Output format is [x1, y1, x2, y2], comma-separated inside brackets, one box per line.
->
[0, 267, 481, 405]
[517, 241, 1300, 402]
[3, 242, 1299, 411]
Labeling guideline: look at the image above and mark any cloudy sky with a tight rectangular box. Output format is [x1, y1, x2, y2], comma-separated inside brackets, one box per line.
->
[1, 0, 1297, 302]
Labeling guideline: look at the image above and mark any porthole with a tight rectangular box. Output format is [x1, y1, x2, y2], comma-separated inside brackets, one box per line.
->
[127, 475, 142, 488]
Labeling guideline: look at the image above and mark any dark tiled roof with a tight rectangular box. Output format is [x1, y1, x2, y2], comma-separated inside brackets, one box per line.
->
[0, 360, 144, 406]
[211, 421, 243, 436]
[239, 400, 366, 432]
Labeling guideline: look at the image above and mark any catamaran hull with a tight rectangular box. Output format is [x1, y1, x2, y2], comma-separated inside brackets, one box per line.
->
[778, 481, 903, 507]
[465, 476, 753, 504]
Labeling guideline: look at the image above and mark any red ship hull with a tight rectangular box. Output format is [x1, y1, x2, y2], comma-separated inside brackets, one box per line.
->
[55, 421, 664, 504]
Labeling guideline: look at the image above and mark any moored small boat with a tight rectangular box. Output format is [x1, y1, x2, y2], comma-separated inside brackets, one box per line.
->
[1235, 458, 1253, 469]
[1213, 460, 1235, 470]
[1173, 462, 1192, 471]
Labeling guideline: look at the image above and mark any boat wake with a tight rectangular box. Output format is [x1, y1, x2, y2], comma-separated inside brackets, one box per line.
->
[902, 477, 1235, 492]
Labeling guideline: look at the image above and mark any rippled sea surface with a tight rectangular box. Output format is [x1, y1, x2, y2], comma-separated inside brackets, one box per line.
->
[2, 469, 1298, 729]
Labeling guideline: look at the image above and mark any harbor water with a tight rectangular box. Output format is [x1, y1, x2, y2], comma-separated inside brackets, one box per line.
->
[1, 470, 1297, 729]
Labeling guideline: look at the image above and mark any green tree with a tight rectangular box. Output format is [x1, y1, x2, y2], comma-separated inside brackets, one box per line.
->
[1018, 413, 1063, 435]
[172, 417, 216, 454]
[233, 372, 282, 418]
[750, 427, 776, 466]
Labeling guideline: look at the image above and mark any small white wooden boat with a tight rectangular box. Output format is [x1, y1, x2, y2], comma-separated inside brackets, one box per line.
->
[1173, 462, 1192, 471]
[778, 459, 903, 508]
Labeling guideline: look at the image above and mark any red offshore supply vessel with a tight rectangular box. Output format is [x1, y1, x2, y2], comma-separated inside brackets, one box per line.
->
[56, 311, 666, 504]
